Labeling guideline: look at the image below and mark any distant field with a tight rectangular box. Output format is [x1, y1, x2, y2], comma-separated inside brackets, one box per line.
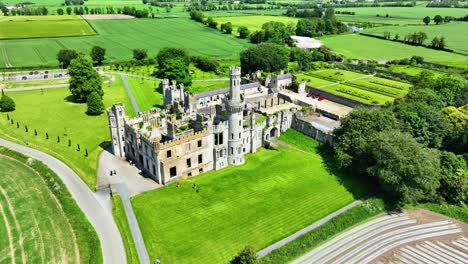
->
[126, 76, 162, 112]
[132, 130, 365, 263]
[214, 15, 298, 35]
[189, 80, 230, 94]
[320, 34, 468, 67]
[0, 18, 251, 68]
[362, 22, 468, 55]
[0, 16, 96, 39]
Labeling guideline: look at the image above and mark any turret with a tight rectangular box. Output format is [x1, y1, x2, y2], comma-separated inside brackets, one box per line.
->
[229, 66, 242, 103]
[226, 66, 245, 166]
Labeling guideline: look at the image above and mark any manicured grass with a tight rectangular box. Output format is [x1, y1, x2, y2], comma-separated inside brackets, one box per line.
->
[0, 76, 135, 189]
[112, 194, 140, 264]
[132, 130, 366, 264]
[126, 76, 162, 112]
[0, 18, 251, 68]
[385, 65, 445, 77]
[0, 147, 101, 263]
[214, 15, 298, 36]
[309, 69, 366, 82]
[295, 74, 334, 87]
[321, 83, 395, 104]
[362, 22, 468, 55]
[189, 80, 230, 94]
[1, 78, 69, 89]
[320, 34, 468, 67]
[0, 16, 96, 39]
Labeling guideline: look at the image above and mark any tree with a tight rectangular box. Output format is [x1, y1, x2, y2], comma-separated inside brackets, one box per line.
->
[156, 47, 192, 86]
[238, 26, 250, 39]
[133, 49, 147, 61]
[369, 130, 441, 204]
[240, 43, 289, 75]
[206, 17, 217, 28]
[437, 151, 467, 204]
[57, 49, 78, 68]
[423, 16, 430, 25]
[434, 15, 443, 24]
[0, 93, 15, 112]
[90, 46, 106, 65]
[86, 91, 104, 115]
[290, 47, 313, 71]
[156, 47, 190, 66]
[57, 8, 64, 15]
[68, 55, 103, 103]
[66, 6, 72, 15]
[230, 245, 257, 264]
[223, 22, 233, 34]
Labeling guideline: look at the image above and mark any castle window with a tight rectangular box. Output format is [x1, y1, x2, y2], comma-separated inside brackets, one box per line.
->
[199, 168, 203, 173]
[239, 133, 241, 138]
[243, 148, 246, 152]
[188, 172, 192, 177]
[230, 147, 233, 155]
[219, 133, 223, 144]
[170, 167, 177, 177]
[239, 120, 241, 126]
[238, 148, 241, 154]
[167, 150, 172, 158]
[197, 140, 202, 148]
[186, 158, 191, 168]
[119, 110, 122, 116]
[198, 154, 203, 164]
[231, 133, 234, 140]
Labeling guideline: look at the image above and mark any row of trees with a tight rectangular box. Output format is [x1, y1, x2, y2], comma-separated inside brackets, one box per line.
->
[57, 46, 106, 68]
[423, 15, 445, 25]
[189, 10, 250, 38]
[1, 4, 149, 17]
[334, 71, 467, 205]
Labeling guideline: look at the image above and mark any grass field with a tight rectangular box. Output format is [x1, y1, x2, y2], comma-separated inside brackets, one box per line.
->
[112, 194, 139, 264]
[126, 76, 162, 112]
[214, 15, 298, 36]
[362, 22, 468, 55]
[320, 34, 468, 67]
[0, 78, 69, 89]
[0, 16, 96, 39]
[0, 147, 102, 263]
[0, 18, 251, 68]
[132, 129, 366, 263]
[189, 80, 230, 94]
[0, 76, 135, 189]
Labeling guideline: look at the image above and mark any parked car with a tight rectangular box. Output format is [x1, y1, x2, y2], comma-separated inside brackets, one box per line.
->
[21, 76, 27, 80]
[29, 71, 33, 75]
[45, 70, 48, 74]
[318, 96, 325, 101]
[43, 75, 48, 79]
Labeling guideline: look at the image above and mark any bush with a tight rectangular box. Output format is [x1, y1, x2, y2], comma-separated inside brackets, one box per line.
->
[191, 56, 219, 72]
[0, 93, 16, 112]
[238, 26, 250, 39]
[230, 245, 257, 264]
[86, 91, 104, 115]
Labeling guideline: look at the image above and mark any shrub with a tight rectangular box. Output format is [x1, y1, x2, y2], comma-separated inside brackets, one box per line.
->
[238, 26, 250, 39]
[0, 93, 16, 112]
[86, 91, 104, 115]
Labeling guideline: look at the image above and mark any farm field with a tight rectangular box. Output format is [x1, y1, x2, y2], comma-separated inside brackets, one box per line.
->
[0, 76, 135, 189]
[335, 6, 468, 25]
[0, 18, 251, 68]
[214, 15, 298, 35]
[126, 76, 162, 112]
[0, 16, 96, 39]
[132, 130, 366, 264]
[320, 34, 468, 67]
[362, 22, 468, 55]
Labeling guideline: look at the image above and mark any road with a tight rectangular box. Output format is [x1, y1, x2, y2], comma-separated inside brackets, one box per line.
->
[120, 74, 141, 114]
[0, 138, 127, 264]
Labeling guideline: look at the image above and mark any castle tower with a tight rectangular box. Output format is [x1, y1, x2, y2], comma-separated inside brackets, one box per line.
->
[108, 104, 126, 157]
[226, 66, 245, 165]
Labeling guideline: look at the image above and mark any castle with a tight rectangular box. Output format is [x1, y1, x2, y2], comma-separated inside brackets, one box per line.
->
[108, 66, 334, 185]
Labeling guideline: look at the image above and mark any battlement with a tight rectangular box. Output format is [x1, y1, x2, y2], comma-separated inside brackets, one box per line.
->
[229, 66, 241, 76]
[156, 128, 210, 150]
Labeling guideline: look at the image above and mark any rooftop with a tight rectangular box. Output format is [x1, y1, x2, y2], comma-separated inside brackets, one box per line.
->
[290, 36, 323, 49]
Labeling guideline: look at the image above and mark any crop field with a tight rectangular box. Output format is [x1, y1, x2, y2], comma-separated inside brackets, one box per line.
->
[126, 76, 162, 112]
[320, 34, 468, 67]
[132, 130, 365, 264]
[0, 18, 251, 68]
[0, 16, 96, 39]
[0, 76, 134, 189]
[362, 22, 468, 55]
[214, 15, 298, 35]
[335, 6, 468, 25]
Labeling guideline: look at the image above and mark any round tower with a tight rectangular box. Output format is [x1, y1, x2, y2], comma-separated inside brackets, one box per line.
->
[226, 66, 245, 165]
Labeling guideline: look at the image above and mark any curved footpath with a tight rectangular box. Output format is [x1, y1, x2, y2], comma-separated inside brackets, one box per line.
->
[0, 138, 127, 264]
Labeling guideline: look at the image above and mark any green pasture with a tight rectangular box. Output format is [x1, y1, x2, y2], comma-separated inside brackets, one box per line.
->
[189, 80, 230, 94]
[132, 129, 365, 264]
[126, 76, 162, 112]
[309, 69, 366, 82]
[0, 76, 134, 189]
[0, 15, 96, 39]
[112, 194, 140, 264]
[214, 15, 298, 36]
[362, 22, 468, 55]
[320, 34, 468, 67]
[1, 78, 69, 89]
[385, 65, 445, 77]
[0, 18, 251, 68]
[295, 74, 334, 87]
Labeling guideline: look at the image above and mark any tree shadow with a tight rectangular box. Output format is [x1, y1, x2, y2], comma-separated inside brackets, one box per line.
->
[99, 141, 112, 153]
[63, 95, 81, 104]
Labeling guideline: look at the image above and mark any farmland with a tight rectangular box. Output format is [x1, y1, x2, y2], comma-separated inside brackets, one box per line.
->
[0, 18, 251, 68]
[0, 16, 96, 39]
[214, 15, 298, 35]
[362, 22, 468, 55]
[132, 129, 365, 263]
[320, 34, 468, 67]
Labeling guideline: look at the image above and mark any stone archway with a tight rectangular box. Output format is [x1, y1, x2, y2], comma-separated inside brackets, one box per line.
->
[270, 127, 278, 138]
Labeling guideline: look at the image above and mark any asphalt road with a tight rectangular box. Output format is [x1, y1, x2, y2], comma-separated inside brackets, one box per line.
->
[0, 138, 127, 264]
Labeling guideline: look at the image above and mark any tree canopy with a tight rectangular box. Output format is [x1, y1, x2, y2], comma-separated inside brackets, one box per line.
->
[68, 55, 103, 103]
[86, 91, 104, 115]
[156, 47, 192, 86]
[90, 46, 106, 65]
[240, 43, 289, 75]
[0, 92, 15, 112]
[57, 49, 78, 68]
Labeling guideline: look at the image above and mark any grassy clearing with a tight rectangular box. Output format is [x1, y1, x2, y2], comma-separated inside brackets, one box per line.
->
[0, 16, 96, 39]
[126, 76, 162, 112]
[362, 22, 468, 55]
[0, 147, 101, 263]
[0, 18, 251, 68]
[112, 194, 140, 264]
[214, 15, 298, 36]
[0, 76, 134, 189]
[189, 80, 230, 94]
[320, 34, 468, 67]
[132, 129, 366, 264]
[0, 78, 69, 89]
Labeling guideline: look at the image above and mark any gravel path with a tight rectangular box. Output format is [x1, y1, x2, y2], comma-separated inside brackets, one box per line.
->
[121, 74, 141, 115]
[0, 139, 127, 264]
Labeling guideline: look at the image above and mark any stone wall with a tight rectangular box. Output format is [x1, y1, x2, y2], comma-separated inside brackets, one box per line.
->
[306, 86, 381, 110]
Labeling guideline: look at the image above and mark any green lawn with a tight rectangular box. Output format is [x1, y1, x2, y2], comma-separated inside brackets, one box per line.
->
[295, 74, 334, 87]
[214, 15, 298, 36]
[0, 18, 251, 68]
[112, 194, 140, 264]
[0, 16, 96, 39]
[309, 69, 366, 82]
[0, 76, 134, 189]
[1, 78, 69, 89]
[126, 76, 162, 112]
[320, 34, 468, 67]
[189, 80, 230, 94]
[362, 22, 468, 55]
[132, 130, 365, 264]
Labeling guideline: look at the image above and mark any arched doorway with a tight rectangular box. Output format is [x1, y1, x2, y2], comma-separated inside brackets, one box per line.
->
[270, 127, 278, 138]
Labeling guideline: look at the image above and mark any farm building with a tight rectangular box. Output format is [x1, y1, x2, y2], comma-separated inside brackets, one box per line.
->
[290, 36, 323, 49]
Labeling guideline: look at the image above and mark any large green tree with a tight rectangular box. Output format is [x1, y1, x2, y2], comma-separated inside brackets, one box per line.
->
[438, 151, 467, 204]
[156, 47, 192, 86]
[68, 55, 103, 103]
[57, 49, 78, 68]
[90, 46, 106, 65]
[240, 43, 289, 75]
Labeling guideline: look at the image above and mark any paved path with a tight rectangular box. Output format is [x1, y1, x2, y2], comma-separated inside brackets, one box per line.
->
[0, 138, 127, 264]
[257, 200, 363, 257]
[121, 74, 140, 114]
